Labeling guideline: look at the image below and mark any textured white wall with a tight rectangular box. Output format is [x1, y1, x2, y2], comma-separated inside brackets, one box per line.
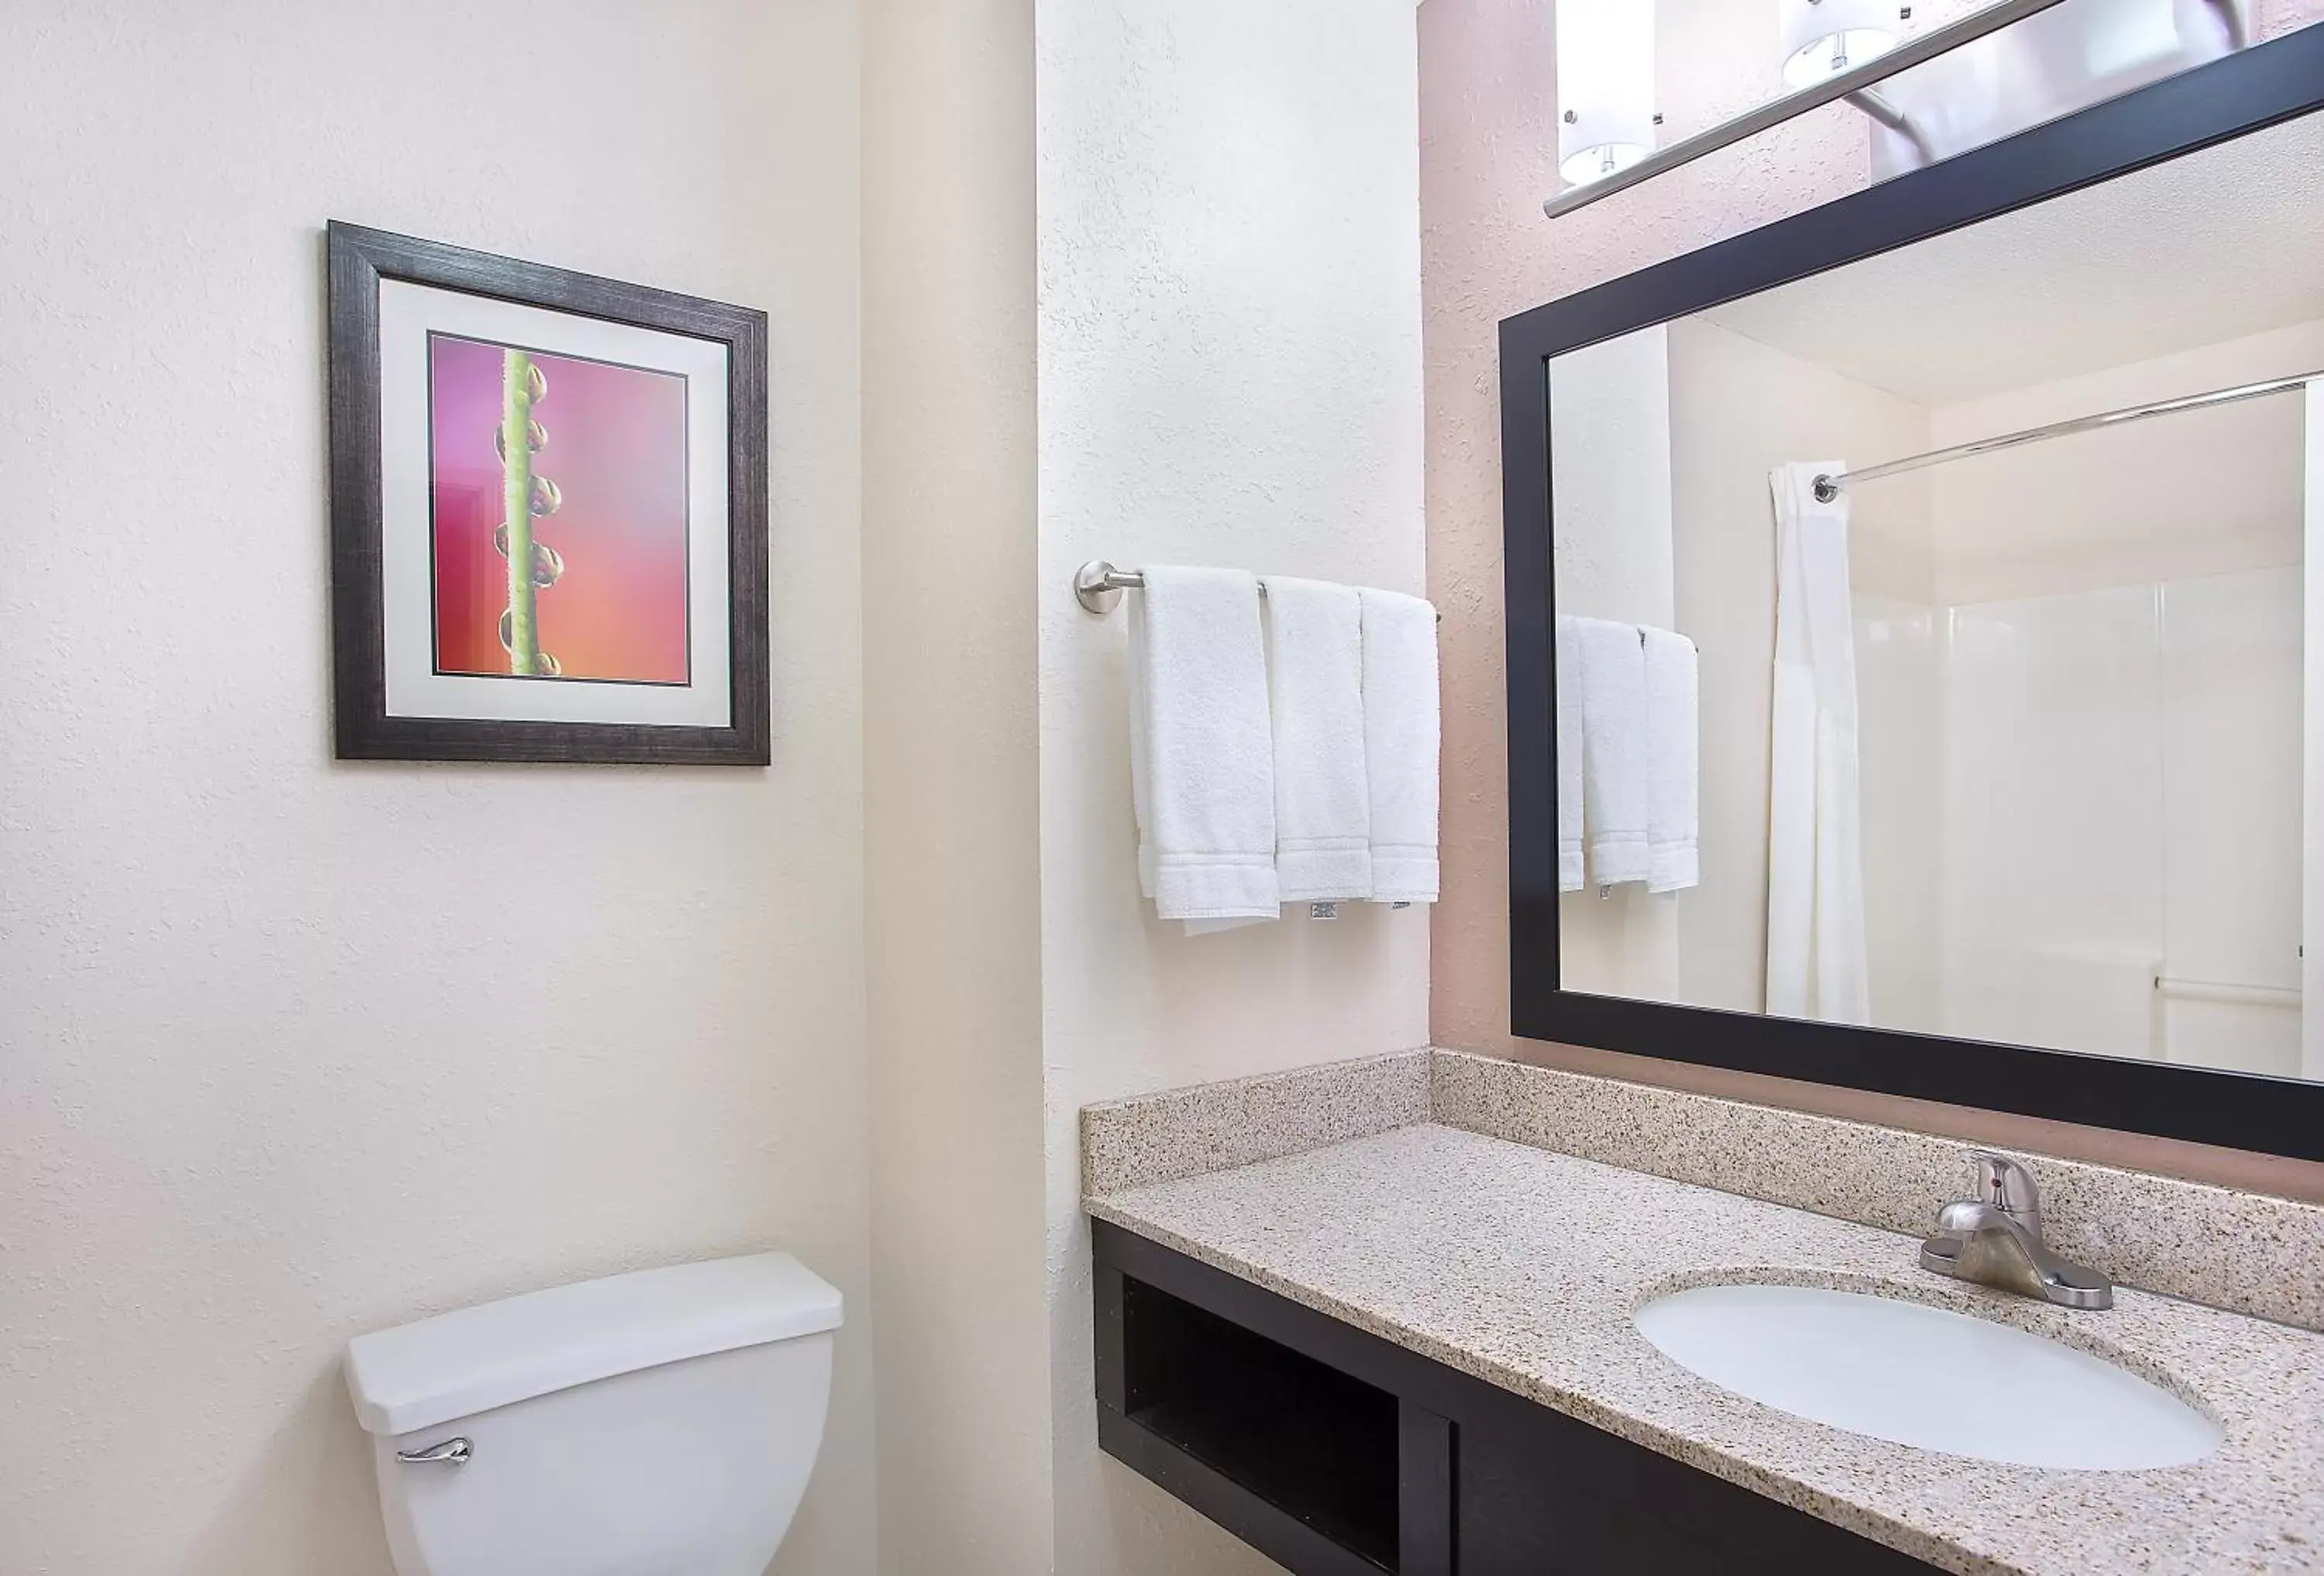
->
[861, 1, 1054, 1573]
[1034, 2, 1431, 1571]
[0, 4, 871, 1574]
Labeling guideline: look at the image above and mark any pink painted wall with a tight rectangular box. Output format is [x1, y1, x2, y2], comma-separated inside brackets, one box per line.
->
[2265, 0, 2324, 33]
[1422, 0, 1872, 1058]
[1418, 0, 2324, 1199]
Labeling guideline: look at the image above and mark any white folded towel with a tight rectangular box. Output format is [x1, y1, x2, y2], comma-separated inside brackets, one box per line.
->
[1261, 576, 1373, 902]
[1357, 587, 1440, 904]
[1129, 567, 1281, 923]
[1574, 615, 1649, 886]
[1643, 626, 1700, 893]
[1556, 615, 1586, 893]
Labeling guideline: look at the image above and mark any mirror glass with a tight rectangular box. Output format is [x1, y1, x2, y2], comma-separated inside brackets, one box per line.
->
[1548, 109, 2324, 1081]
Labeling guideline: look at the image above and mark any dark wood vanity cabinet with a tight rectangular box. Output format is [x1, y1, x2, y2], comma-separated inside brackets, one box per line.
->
[1094, 1221, 1943, 1576]
[1452, 1388, 1941, 1575]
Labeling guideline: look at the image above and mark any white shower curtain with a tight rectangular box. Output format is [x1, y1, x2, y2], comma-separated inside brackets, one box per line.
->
[1765, 462, 1871, 1024]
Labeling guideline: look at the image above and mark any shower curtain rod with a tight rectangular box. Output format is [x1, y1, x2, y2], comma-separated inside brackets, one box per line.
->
[1813, 369, 2320, 502]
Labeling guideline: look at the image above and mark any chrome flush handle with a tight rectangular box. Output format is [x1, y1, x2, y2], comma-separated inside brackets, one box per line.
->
[395, 1437, 474, 1467]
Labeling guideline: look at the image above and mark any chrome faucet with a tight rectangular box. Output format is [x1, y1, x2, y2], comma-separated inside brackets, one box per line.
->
[1918, 1152, 2113, 1309]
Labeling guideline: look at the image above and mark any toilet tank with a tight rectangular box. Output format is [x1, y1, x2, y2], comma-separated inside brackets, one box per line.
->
[346, 1253, 841, 1576]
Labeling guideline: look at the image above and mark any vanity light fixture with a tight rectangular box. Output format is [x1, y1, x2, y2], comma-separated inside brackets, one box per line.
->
[1779, 0, 1906, 88]
[1544, 0, 2251, 218]
[1556, 0, 1658, 187]
[1543, 0, 2068, 218]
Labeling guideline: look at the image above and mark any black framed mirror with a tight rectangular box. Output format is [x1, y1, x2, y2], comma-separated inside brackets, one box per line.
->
[1501, 26, 2324, 1162]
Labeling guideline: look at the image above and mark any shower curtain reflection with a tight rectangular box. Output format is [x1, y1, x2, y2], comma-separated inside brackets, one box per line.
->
[1766, 462, 1872, 1024]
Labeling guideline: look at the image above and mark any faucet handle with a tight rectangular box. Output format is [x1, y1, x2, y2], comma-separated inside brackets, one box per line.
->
[1967, 1151, 2041, 1227]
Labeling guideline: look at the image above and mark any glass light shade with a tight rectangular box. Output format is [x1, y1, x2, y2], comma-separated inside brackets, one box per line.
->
[1557, 0, 1656, 186]
[1779, 0, 1902, 88]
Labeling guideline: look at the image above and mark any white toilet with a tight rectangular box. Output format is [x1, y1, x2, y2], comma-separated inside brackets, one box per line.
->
[346, 1252, 841, 1576]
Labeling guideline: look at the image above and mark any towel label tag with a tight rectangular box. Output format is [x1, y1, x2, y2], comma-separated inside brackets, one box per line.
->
[1308, 903, 1339, 920]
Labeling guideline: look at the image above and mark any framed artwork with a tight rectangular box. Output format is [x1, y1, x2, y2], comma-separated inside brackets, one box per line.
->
[326, 222, 769, 764]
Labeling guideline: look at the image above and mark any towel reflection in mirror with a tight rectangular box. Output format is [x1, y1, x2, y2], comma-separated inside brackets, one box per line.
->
[1558, 617, 1700, 903]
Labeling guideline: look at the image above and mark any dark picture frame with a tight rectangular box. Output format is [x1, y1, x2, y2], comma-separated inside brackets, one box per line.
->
[1499, 28, 2324, 1161]
[327, 222, 770, 765]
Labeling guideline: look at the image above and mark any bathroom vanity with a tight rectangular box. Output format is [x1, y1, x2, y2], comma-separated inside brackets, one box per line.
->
[1096, 1220, 1941, 1574]
[1078, 24, 2324, 1576]
[1083, 1053, 2324, 1576]
[1086, 29, 2324, 1575]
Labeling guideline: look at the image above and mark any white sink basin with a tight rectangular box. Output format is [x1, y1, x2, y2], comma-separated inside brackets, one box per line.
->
[1635, 1284, 2221, 1471]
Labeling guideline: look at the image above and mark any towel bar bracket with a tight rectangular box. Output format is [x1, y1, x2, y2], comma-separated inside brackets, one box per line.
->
[1074, 559, 1140, 615]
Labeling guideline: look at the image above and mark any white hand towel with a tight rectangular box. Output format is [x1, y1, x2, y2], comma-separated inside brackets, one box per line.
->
[1574, 615, 1649, 886]
[1129, 567, 1281, 923]
[1643, 626, 1699, 893]
[1261, 576, 1372, 902]
[1358, 587, 1440, 904]
[1556, 615, 1586, 893]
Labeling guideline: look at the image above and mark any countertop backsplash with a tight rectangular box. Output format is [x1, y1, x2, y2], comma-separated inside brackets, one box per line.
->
[1083, 1046, 2324, 1331]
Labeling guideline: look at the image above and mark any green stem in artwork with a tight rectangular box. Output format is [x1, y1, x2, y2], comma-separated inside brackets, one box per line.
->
[501, 349, 539, 676]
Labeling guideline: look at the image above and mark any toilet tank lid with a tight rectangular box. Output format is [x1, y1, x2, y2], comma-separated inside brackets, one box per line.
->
[345, 1251, 842, 1437]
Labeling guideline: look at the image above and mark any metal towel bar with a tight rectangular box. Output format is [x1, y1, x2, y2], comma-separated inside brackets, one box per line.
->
[1074, 561, 1439, 621]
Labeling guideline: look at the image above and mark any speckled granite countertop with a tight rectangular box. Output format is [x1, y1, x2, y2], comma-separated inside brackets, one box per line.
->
[1086, 1123, 2324, 1576]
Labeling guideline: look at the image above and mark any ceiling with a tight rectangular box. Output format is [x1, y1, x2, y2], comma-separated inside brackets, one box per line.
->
[1697, 112, 2324, 405]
